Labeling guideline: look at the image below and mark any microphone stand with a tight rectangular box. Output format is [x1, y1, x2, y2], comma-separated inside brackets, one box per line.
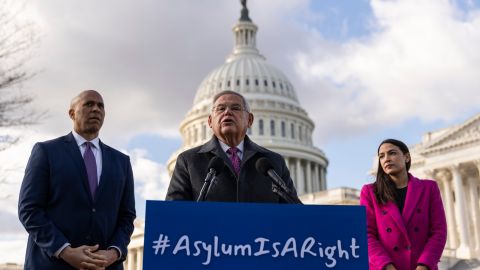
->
[205, 175, 218, 201]
[271, 184, 297, 204]
[267, 170, 303, 204]
[197, 168, 215, 202]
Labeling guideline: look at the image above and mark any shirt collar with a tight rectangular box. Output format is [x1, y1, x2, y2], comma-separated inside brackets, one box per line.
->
[72, 130, 100, 149]
[219, 139, 244, 154]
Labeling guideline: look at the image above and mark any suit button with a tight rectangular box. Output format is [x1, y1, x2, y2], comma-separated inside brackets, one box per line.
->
[92, 208, 96, 212]
[406, 245, 411, 250]
[393, 246, 399, 251]
[382, 210, 388, 215]
[417, 208, 421, 213]
[386, 228, 392, 233]
[414, 227, 419, 232]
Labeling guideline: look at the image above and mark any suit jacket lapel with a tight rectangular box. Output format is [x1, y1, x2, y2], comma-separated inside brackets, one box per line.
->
[242, 136, 265, 166]
[96, 141, 110, 201]
[403, 175, 423, 225]
[198, 137, 235, 176]
[63, 133, 92, 202]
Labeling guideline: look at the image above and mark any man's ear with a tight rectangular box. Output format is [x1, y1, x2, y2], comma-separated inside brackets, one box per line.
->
[207, 114, 213, 128]
[68, 108, 75, 120]
[247, 113, 254, 128]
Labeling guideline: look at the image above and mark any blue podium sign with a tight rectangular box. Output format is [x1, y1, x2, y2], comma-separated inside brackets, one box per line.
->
[143, 201, 368, 269]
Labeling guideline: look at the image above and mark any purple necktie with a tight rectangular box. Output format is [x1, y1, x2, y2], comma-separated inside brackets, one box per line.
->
[227, 147, 241, 176]
[83, 142, 98, 198]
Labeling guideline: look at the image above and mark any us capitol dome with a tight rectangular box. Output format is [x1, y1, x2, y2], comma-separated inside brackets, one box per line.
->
[166, 2, 328, 195]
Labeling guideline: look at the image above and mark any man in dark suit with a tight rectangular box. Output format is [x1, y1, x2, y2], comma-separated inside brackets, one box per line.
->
[18, 90, 136, 269]
[166, 90, 299, 203]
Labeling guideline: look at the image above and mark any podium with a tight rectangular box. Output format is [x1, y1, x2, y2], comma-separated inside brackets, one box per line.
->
[143, 201, 368, 269]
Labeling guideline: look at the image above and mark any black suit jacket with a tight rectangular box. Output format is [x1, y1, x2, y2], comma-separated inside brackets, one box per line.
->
[166, 136, 299, 203]
[18, 133, 136, 269]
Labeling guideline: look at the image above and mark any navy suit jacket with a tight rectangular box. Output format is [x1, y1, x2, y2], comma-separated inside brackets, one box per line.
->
[18, 133, 136, 269]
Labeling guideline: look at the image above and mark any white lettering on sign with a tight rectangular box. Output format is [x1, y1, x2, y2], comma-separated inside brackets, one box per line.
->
[151, 234, 361, 268]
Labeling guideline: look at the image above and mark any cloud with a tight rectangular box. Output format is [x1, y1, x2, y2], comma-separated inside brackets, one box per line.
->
[0, 234, 27, 265]
[0, 128, 53, 220]
[11, 0, 480, 146]
[293, 0, 480, 142]
[21, 0, 243, 143]
[0, 129, 51, 264]
[14, 0, 318, 147]
[128, 148, 171, 201]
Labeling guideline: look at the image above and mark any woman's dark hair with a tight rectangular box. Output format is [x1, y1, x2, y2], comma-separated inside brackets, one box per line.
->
[374, 138, 411, 204]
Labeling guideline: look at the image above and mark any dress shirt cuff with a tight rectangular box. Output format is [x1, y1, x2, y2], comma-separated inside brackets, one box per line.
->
[54, 243, 71, 258]
[108, 246, 122, 261]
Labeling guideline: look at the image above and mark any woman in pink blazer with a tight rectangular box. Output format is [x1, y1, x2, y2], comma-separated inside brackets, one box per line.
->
[360, 139, 447, 270]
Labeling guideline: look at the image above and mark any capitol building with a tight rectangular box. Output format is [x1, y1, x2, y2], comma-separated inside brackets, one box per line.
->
[124, 2, 480, 270]
[165, 3, 328, 196]
[408, 113, 480, 269]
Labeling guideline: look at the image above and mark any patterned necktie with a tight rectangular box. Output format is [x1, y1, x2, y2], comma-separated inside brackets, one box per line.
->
[83, 142, 98, 198]
[227, 147, 241, 176]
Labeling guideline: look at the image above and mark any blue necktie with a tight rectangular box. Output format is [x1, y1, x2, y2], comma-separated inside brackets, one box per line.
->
[83, 142, 98, 198]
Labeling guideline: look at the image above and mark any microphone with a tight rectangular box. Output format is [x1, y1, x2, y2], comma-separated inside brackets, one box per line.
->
[205, 159, 225, 200]
[197, 157, 224, 202]
[255, 157, 302, 204]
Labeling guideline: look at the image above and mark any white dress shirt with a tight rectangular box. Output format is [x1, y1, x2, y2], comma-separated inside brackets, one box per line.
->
[219, 139, 244, 160]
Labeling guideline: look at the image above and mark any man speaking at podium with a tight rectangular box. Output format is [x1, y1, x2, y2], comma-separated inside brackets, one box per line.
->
[166, 90, 300, 203]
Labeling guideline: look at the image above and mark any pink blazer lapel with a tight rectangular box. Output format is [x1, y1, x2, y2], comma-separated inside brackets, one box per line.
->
[384, 200, 409, 238]
[403, 175, 424, 225]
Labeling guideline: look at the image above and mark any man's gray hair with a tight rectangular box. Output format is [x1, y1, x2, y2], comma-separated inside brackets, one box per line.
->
[212, 90, 250, 112]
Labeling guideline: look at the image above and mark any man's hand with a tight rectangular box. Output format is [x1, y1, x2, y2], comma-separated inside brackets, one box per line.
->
[415, 265, 429, 270]
[59, 244, 107, 270]
[92, 249, 119, 268]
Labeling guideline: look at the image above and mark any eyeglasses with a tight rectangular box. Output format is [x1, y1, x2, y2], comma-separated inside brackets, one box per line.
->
[212, 104, 247, 114]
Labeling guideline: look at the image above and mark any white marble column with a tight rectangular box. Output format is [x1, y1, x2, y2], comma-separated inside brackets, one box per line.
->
[313, 163, 319, 192]
[472, 161, 480, 255]
[136, 248, 143, 270]
[437, 179, 449, 240]
[450, 164, 472, 258]
[290, 158, 296, 188]
[189, 128, 193, 146]
[127, 250, 135, 270]
[437, 179, 449, 248]
[429, 169, 448, 249]
[439, 171, 458, 250]
[284, 157, 289, 169]
[468, 175, 480, 255]
[306, 161, 312, 193]
[296, 159, 304, 195]
[322, 167, 327, 190]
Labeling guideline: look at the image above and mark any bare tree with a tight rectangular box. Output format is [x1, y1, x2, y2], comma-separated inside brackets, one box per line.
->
[0, 0, 40, 151]
[0, 0, 40, 202]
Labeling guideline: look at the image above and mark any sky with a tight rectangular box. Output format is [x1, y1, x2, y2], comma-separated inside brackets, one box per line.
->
[1, 0, 480, 264]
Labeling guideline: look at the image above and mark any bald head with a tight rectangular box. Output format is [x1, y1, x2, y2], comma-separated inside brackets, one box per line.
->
[69, 90, 105, 141]
[70, 90, 102, 109]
